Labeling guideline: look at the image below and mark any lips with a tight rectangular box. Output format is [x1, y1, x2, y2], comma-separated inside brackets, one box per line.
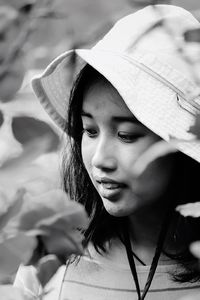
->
[95, 177, 127, 200]
[101, 182, 123, 189]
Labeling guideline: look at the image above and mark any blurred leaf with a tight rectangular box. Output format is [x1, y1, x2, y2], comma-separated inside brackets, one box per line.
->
[173, 0, 200, 11]
[23, 176, 59, 196]
[17, 190, 74, 230]
[36, 202, 88, 230]
[184, 28, 200, 43]
[36, 255, 62, 287]
[0, 189, 24, 231]
[19, 189, 88, 257]
[132, 139, 177, 177]
[0, 136, 53, 195]
[41, 227, 85, 260]
[19, 2, 35, 14]
[0, 232, 36, 280]
[0, 55, 25, 102]
[12, 116, 60, 151]
[0, 6, 18, 33]
[0, 285, 27, 300]
[128, 0, 170, 7]
[37, 210, 87, 257]
[128, 0, 155, 7]
[190, 241, 200, 259]
[127, 139, 178, 202]
[13, 189, 88, 271]
[0, 0, 34, 9]
[0, 189, 10, 217]
[1, 136, 52, 171]
[37, 8, 68, 19]
[188, 114, 200, 139]
[176, 202, 200, 218]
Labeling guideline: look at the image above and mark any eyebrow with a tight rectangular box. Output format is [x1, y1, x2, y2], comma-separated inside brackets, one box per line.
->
[81, 111, 138, 123]
[112, 116, 137, 123]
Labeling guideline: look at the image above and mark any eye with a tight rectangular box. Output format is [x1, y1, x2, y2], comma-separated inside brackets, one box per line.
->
[118, 132, 144, 143]
[82, 128, 98, 138]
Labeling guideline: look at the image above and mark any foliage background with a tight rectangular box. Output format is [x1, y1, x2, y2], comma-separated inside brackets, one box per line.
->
[1, 0, 200, 299]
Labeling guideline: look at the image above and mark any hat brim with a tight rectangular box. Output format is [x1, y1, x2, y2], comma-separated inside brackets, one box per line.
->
[32, 49, 200, 163]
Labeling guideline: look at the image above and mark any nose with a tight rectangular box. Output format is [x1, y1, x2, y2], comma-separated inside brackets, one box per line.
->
[91, 135, 117, 171]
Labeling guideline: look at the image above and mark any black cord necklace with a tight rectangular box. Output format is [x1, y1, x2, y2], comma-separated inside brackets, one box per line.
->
[122, 207, 174, 300]
[119, 235, 146, 267]
[131, 250, 146, 267]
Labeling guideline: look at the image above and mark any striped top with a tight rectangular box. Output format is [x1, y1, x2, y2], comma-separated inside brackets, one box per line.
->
[14, 244, 200, 300]
[59, 254, 200, 300]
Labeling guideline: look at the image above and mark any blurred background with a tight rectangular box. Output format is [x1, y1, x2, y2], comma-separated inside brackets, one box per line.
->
[1, 0, 200, 292]
[0, 0, 200, 198]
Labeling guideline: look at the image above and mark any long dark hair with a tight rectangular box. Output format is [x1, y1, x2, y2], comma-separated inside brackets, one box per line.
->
[63, 64, 200, 282]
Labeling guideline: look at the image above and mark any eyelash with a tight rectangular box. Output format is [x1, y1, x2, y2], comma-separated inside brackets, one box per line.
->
[118, 132, 143, 143]
[82, 128, 143, 143]
[82, 128, 98, 138]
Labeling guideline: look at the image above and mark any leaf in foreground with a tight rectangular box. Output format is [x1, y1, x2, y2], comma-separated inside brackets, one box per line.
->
[0, 285, 27, 300]
[0, 232, 36, 280]
[18, 189, 88, 231]
[176, 202, 200, 218]
[190, 241, 200, 260]
[36, 255, 62, 288]
[0, 189, 24, 231]
[131, 139, 177, 177]
[0, 136, 53, 197]
[188, 114, 200, 140]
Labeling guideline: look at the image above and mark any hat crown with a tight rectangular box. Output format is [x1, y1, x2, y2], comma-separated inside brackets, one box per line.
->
[93, 5, 200, 85]
[94, 5, 199, 55]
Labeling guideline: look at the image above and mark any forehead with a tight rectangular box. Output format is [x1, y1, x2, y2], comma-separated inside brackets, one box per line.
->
[82, 78, 134, 117]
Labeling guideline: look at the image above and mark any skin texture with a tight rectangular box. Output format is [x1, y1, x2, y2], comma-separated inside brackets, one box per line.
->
[81, 78, 174, 218]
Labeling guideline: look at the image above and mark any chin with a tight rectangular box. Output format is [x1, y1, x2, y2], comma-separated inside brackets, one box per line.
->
[103, 202, 137, 217]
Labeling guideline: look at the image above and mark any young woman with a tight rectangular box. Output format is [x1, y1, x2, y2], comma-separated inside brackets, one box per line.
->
[15, 4, 200, 300]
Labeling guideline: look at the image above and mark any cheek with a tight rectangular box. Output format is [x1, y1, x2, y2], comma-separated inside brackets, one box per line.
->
[119, 152, 136, 175]
[81, 138, 92, 174]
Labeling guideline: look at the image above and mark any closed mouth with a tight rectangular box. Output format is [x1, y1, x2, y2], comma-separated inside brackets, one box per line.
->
[95, 177, 127, 200]
[99, 182, 126, 190]
[95, 177, 126, 188]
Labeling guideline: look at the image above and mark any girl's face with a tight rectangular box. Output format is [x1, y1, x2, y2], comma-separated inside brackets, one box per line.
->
[81, 79, 174, 217]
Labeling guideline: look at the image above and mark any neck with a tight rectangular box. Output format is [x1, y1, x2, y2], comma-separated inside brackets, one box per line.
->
[126, 199, 175, 265]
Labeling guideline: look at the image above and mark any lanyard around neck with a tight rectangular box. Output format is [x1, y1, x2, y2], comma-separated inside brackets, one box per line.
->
[123, 208, 174, 300]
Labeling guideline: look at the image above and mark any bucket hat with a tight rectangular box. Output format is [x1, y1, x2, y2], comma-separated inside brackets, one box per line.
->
[32, 5, 200, 163]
